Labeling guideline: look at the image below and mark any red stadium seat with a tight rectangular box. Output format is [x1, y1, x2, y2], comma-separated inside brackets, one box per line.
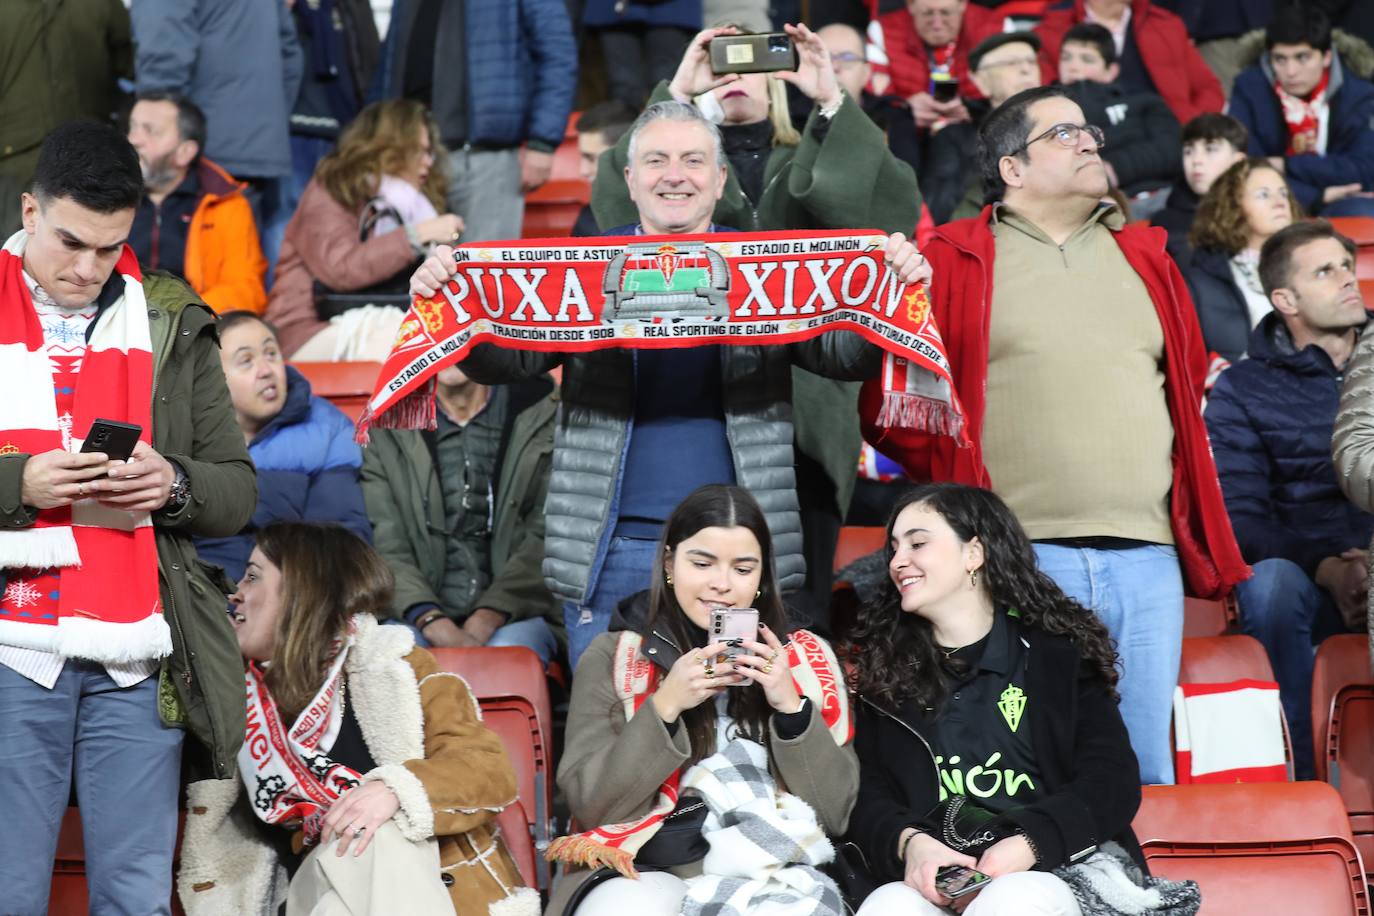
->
[1329, 217, 1374, 247]
[1132, 782, 1371, 916]
[1175, 635, 1293, 779]
[833, 526, 886, 575]
[1312, 635, 1374, 880]
[429, 646, 554, 891]
[291, 360, 382, 423]
[1182, 596, 1238, 638]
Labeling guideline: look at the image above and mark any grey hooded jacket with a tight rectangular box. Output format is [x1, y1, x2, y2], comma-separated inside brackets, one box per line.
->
[460, 336, 880, 604]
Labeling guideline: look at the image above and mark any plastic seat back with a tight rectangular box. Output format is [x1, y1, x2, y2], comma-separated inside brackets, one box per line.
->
[1313, 635, 1374, 877]
[1182, 596, 1237, 638]
[1175, 635, 1292, 779]
[429, 646, 553, 890]
[1133, 783, 1369, 915]
[290, 361, 382, 423]
[833, 526, 886, 575]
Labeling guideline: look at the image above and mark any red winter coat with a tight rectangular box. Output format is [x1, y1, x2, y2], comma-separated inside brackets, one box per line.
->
[1035, 0, 1223, 124]
[860, 207, 1247, 599]
[877, 3, 1005, 101]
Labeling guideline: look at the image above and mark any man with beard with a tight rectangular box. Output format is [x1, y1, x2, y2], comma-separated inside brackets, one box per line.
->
[126, 92, 268, 314]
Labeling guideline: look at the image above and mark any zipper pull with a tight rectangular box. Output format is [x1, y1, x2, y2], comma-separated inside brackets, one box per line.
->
[579, 607, 593, 625]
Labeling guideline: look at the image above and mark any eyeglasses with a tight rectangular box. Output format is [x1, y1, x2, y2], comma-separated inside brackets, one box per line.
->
[1015, 122, 1106, 155]
[829, 51, 865, 69]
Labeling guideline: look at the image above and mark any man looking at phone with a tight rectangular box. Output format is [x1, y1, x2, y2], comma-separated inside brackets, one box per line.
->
[0, 121, 255, 913]
[412, 99, 933, 670]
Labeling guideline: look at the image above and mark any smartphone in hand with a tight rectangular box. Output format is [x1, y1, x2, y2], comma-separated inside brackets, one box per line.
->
[935, 865, 992, 899]
[80, 418, 142, 463]
[710, 607, 760, 682]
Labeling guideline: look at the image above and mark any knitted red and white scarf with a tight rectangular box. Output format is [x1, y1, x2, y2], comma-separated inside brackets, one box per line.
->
[240, 627, 362, 846]
[1276, 67, 1330, 156]
[546, 628, 852, 879]
[0, 232, 166, 662]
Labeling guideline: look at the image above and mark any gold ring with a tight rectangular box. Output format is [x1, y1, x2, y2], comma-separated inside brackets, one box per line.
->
[450, 231, 461, 242]
[704, 665, 716, 679]
[763, 663, 773, 674]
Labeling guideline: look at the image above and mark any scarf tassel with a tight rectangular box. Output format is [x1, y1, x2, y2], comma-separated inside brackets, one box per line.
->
[0, 526, 81, 570]
[355, 379, 437, 446]
[545, 835, 640, 880]
[877, 390, 966, 439]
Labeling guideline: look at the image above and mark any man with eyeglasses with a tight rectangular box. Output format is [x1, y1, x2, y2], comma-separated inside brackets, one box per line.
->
[817, 23, 923, 183]
[866, 85, 1247, 786]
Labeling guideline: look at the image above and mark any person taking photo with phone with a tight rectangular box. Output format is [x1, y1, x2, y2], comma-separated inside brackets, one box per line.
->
[545, 484, 857, 916]
[842, 484, 1197, 915]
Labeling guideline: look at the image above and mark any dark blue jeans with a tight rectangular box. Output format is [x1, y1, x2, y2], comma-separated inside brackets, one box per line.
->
[1234, 557, 1347, 780]
[564, 534, 660, 672]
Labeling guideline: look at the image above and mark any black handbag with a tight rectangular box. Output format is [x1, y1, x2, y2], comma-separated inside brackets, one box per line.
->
[634, 797, 710, 868]
[928, 795, 1019, 857]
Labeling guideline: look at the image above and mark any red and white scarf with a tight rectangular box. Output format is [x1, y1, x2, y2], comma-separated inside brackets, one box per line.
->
[1276, 67, 1330, 156]
[240, 626, 363, 845]
[0, 232, 166, 663]
[358, 230, 965, 448]
[546, 628, 852, 879]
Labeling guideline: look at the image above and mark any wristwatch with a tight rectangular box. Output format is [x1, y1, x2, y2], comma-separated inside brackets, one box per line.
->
[166, 462, 191, 511]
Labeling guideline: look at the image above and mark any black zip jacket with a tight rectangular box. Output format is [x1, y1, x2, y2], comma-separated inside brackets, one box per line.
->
[846, 624, 1144, 880]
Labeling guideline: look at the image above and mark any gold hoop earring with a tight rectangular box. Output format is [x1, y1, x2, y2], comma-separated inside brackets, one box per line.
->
[665, 574, 673, 586]
[755, 589, 762, 600]
[969, 569, 978, 588]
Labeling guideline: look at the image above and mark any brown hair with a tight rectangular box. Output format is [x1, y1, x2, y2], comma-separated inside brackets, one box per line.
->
[1259, 219, 1358, 297]
[314, 99, 448, 212]
[255, 522, 395, 720]
[1190, 157, 1300, 255]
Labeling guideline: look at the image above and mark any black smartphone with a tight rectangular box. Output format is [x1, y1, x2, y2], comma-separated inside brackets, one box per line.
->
[709, 33, 798, 75]
[932, 78, 960, 104]
[80, 418, 142, 462]
[935, 865, 992, 899]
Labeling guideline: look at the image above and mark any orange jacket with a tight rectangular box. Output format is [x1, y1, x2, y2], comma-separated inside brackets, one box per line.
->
[183, 158, 268, 315]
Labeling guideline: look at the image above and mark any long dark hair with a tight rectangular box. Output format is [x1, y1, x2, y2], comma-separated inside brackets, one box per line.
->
[845, 484, 1119, 712]
[255, 522, 395, 720]
[643, 485, 790, 766]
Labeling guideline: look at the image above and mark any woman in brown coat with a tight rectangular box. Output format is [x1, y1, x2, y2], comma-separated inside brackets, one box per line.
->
[177, 521, 538, 916]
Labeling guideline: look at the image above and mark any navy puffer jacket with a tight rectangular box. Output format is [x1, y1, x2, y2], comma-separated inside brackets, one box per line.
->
[1204, 312, 1374, 576]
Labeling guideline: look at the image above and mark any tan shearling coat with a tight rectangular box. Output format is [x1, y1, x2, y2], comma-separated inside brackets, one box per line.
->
[176, 615, 539, 916]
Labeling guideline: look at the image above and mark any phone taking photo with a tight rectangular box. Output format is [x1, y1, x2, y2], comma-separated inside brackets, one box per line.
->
[80, 418, 142, 463]
[935, 865, 992, 899]
[709, 607, 759, 677]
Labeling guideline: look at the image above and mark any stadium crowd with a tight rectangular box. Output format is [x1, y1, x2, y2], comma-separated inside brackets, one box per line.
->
[2, 0, 1374, 913]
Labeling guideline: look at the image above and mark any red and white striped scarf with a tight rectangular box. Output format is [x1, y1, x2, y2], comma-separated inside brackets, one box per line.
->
[546, 628, 852, 879]
[240, 628, 362, 845]
[1276, 67, 1330, 156]
[0, 232, 165, 663]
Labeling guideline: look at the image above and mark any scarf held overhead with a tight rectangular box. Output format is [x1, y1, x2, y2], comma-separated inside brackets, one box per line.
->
[0, 233, 166, 663]
[359, 230, 964, 444]
[546, 628, 852, 880]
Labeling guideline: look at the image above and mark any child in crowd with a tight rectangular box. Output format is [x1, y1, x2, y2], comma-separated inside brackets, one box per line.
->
[1152, 113, 1248, 263]
[548, 485, 857, 916]
[177, 522, 537, 915]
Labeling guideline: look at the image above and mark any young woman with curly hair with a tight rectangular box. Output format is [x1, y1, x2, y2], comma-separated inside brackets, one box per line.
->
[267, 99, 465, 360]
[1184, 157, 1300, 362]
[843, 484, 1144, 916]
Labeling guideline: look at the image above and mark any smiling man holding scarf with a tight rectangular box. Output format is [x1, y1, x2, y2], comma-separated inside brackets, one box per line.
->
[0, 121, 255, 915]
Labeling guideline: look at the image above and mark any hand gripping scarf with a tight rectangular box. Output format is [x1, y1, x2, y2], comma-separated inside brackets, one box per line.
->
[0, 231, 166, 662]
[358, 230, 965, 447]
[546, 628, 852, 879]
[240, 625, 362, 846]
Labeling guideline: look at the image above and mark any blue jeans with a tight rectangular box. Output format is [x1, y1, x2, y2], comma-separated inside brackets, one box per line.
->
[392, 616, 559, 666]
[565, 534, 660, 672]
[1234, 558, 1346, 780]
[1033, 543, 1184, 785]
[0, 662, 184, 915]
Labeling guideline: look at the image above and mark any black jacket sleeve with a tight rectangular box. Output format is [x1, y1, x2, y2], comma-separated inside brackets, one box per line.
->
[1002, 662, 1142, 870]
[847, 701, 936, 882]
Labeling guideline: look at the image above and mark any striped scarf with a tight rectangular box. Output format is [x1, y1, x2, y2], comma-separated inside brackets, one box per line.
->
[0, 231, 165, 663]
[547, 628, 852, 879]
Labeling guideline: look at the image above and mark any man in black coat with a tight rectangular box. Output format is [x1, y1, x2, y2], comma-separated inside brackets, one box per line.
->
[1056, 23, 1182, 208]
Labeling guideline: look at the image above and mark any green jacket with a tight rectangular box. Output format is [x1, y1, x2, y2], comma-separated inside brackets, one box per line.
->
[590, 84, 923, 524]
[0, 272, 257, 780]
[360, 380, 562, 645]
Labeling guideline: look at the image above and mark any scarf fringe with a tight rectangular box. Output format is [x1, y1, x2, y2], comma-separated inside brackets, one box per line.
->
[355, 379, 437, 445]
[545, 835, 639, 879]
[877, 391, 966, 439]
[0, 611, 170, 662]
[0, 526, 81, 570]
